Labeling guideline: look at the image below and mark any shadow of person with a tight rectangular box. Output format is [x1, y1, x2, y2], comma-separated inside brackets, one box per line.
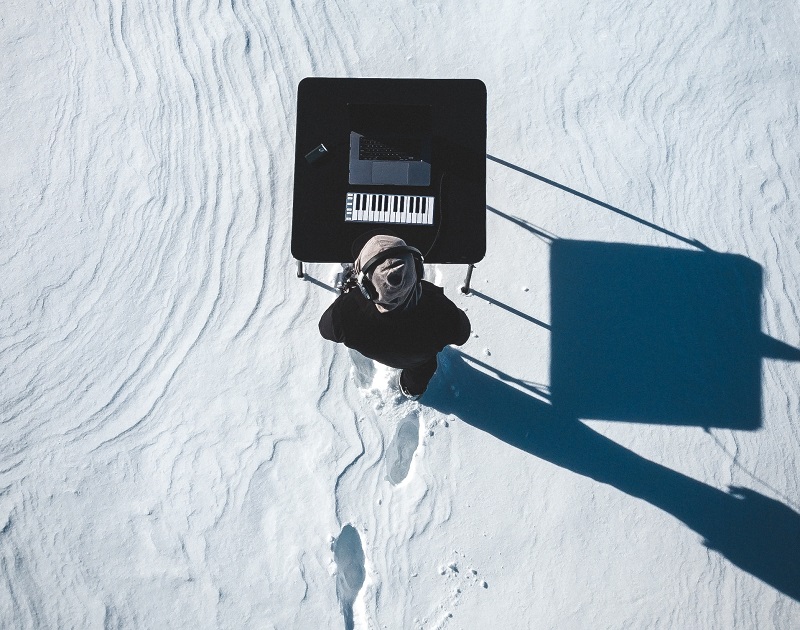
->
[424, 349, 800, 601]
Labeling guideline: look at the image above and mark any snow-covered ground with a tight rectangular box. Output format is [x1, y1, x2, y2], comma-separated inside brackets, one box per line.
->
[2, 0, 799, 628]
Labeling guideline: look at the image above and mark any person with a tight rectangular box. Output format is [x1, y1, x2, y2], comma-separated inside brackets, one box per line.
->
[318, 234, 471, 399]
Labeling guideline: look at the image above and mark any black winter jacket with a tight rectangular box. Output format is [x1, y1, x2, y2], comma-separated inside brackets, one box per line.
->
[319, 280, 471, 369]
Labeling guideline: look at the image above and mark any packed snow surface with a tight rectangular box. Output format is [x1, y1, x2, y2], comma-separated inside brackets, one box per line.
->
[2, 0, 800, 628]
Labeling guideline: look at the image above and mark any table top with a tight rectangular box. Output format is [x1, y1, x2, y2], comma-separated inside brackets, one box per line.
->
[291, 78, 486, 264]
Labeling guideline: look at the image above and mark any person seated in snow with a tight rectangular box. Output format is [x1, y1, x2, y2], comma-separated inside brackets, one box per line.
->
[318, 234, 471, 399]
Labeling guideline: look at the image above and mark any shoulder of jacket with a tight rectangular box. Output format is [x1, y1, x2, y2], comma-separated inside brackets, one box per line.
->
[421, 280, 445, 295]
[339, 287, 380, 317]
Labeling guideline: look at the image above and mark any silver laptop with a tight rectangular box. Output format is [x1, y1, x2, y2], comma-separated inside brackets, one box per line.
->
[348, 103, 432, 187]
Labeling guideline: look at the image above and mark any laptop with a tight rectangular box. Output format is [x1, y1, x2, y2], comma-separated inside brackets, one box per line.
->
[348, 103, 432, 187]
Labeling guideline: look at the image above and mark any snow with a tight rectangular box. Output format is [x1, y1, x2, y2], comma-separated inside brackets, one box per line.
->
[2, 0, 799, 628]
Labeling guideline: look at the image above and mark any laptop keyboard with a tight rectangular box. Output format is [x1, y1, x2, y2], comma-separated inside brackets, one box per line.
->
[359, 137, 420, 161]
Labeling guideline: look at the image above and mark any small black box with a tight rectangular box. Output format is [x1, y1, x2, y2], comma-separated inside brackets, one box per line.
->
[305, 144, 328, 165]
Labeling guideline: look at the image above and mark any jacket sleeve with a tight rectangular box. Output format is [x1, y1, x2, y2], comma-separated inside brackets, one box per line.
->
[318, 297, 345, 342]
[452, 308, 471, 346]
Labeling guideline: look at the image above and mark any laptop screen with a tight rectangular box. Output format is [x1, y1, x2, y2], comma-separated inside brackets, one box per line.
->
[348, 103, 433, 187]
[348, 103, 432, 137]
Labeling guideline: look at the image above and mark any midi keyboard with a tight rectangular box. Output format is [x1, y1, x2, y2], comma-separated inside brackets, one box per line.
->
[345, 192, 434, 225]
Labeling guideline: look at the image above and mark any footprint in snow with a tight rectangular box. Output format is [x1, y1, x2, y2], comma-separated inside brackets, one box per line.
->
[349, 348, 375, 390]
[386, 411, 420, 485]
[334, 524, 366, 630]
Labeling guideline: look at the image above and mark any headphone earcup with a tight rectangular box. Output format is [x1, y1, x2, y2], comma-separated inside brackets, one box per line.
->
[357, 272, 378, 300]
[414, 255, 424, 281]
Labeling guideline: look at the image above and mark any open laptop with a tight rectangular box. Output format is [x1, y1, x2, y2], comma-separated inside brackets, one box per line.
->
[348, 103, 432, 186]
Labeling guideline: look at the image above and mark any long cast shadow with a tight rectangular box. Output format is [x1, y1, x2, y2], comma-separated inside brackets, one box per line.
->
[424, 349, 800, 601]
[469, 289, 551, 331]
[486, 154, 709, 251]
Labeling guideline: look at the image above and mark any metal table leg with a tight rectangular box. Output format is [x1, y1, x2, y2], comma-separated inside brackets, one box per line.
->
[460, 263, 475, 294]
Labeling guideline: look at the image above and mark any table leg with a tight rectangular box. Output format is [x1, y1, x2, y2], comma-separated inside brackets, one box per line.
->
[460, 264, 475, 294]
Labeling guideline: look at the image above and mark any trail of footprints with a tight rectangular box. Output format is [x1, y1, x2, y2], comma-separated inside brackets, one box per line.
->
[332, 410, 420, 628]
[332, 354, 484, 628]
[332, 353, 422, 628]
[347, 349, 420, 488]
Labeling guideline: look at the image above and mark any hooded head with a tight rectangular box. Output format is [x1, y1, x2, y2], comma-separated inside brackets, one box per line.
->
[355, 234, 421, 313]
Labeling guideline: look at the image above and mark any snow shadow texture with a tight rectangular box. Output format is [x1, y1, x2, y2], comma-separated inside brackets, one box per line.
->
[425, 349, 800, 602]
[550, 241, 763, 429]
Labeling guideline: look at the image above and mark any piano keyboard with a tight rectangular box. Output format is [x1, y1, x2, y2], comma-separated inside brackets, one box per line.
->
[345, 192, 434, 225]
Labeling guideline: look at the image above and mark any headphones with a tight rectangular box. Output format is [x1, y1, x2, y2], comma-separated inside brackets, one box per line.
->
[356, 245, 424, 301]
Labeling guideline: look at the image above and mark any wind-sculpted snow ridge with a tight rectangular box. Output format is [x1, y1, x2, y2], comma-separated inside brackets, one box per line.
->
[1, 0, 303, 458]
[0, 1, 335, 627]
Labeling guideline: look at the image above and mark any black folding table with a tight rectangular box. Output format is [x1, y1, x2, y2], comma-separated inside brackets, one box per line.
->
[291, 77, 487, 289]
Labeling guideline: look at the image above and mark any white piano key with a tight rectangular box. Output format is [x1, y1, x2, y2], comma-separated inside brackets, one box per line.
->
[357, 193, 365, 221]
